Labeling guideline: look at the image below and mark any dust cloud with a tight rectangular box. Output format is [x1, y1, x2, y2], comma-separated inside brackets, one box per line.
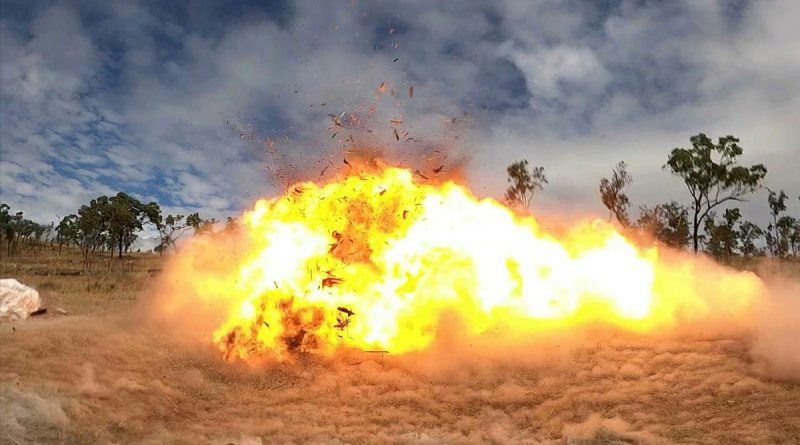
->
[2, 308, 799, 444]
[749, 272, 800, 380]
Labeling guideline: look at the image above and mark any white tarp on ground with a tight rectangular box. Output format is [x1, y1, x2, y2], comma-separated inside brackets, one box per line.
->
[0, 279, 41, 320]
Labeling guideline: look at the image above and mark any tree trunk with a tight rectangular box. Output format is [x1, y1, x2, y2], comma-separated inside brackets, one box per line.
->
[773, 216, 780, 258]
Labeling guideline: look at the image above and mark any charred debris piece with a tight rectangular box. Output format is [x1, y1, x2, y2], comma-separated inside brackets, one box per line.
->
[335, 306, 355, 335]
[321, 276, 344, 288]
[337, 306, 355, 317]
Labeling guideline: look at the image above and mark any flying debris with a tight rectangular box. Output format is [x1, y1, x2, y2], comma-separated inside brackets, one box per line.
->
[328, 115, 343, 129]
[322, 275, 344, 288]
[337, 306, 355, 317]
[334, 316, 351, 331]
[334, 306, 355, 333]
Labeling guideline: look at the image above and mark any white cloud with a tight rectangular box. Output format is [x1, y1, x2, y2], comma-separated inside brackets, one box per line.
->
[503, 44, 610, 99]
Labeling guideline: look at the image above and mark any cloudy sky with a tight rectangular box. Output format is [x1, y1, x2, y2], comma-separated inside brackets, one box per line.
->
[1, 0, 798, 237]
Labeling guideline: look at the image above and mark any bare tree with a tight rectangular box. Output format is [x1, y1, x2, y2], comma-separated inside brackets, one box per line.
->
[505, 159, 548, 210]
[599, 161, 633, 226]
[766, 188, 788, 257]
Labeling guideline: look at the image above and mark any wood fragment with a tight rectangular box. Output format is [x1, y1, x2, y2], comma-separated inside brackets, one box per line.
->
[30, 308, 47, 317]
[322, 277, 344, 287]
[55, 308, 68, 315]
[409, 85, 414, 98]
[337, 306, 355, 316]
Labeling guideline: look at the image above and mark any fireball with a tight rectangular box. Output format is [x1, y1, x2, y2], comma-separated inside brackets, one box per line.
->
[158, 166, 765, 361]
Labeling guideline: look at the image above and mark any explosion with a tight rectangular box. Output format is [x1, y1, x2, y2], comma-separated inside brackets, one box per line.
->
[157, 166, 765, 362]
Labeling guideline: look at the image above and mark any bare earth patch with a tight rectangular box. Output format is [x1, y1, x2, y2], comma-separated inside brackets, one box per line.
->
[1, 312, 798, 445]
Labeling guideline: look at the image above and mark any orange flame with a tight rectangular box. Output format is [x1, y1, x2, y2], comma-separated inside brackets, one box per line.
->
[157, 167, 765, 361]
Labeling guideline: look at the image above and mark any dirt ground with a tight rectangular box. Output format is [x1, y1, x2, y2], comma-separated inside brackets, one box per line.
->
[1, 252, 799, 444]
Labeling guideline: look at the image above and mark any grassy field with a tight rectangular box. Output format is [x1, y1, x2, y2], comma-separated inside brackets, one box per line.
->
[1, 249, 799, 444]
[0, 248, 162, 315]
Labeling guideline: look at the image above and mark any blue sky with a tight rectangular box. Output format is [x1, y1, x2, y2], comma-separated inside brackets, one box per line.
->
[1, 0, 798, 247]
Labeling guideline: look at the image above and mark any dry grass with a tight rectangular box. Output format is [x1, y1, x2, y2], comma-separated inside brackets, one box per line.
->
[1, 249, 799, 444]
[1, 247, 162, 315]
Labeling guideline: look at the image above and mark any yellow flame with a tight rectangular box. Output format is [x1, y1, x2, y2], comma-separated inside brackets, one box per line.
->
[158, 167, 764, 361]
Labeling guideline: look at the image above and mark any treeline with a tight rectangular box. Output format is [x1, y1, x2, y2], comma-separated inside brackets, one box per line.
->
[0, 192, 225, 268]
[506, 133, 799, 263]
[0, 203, 54, 255]
[2, 132, 797, 269]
